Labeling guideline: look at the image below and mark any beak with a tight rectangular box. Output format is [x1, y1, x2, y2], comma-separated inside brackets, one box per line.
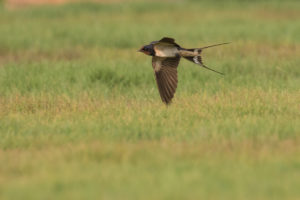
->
[137, 46, 144, 52]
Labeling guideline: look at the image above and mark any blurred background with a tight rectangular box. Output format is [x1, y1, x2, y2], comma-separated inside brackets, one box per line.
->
[0, 0, 299, 199]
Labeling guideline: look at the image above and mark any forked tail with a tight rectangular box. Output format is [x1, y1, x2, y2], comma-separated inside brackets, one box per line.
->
[179, 42, 229, 75]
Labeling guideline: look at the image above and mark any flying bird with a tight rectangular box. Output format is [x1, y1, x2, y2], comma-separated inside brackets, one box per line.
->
[138, 37, 228, 105]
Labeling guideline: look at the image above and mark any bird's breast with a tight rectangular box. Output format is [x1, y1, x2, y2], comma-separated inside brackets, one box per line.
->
[153, 44, 179, 57]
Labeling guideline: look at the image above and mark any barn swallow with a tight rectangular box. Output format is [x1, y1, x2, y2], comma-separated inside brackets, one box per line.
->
[138, 37, 229, 105]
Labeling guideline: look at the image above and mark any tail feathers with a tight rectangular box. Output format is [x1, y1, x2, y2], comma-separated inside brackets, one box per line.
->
[199, 63, 224, 75]
[183, 55, 202, 65]
[183, 42, 230, 53]
[198, 42, 230, 50]
[180, 42, 229, 75]
[183, 55, 224, 75]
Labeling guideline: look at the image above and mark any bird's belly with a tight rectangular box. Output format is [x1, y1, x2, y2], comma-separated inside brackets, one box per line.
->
[154, 44, 179, 57]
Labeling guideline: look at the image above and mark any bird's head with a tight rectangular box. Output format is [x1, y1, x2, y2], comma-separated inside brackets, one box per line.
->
[138, 44, 154, 56]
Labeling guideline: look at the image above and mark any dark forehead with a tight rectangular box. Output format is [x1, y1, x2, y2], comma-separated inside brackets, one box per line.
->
[144, 44, 153, 49]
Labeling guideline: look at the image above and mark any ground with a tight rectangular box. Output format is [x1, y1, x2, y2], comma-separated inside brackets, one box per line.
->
[0, 0, 299, 199]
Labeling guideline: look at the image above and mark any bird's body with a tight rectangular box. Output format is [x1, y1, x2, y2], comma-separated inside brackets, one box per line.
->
[138, 37, 228, 105]
[153, 43, 180, 57]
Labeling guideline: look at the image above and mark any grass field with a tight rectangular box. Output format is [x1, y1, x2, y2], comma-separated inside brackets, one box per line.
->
[0, 0, 300, 199]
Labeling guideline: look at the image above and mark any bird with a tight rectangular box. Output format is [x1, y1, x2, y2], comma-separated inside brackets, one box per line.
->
[138, 37, 229, 105]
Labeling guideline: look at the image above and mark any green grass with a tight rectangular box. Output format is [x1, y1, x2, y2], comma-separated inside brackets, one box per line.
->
[0, 0, 300, 199]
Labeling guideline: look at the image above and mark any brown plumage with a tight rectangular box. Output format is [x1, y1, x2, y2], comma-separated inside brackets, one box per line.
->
[138, 37, 228, 105]
[152, 57, 179, 104]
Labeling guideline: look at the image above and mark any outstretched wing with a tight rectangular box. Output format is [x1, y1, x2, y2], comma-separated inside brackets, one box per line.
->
[152, 56, 180, 104]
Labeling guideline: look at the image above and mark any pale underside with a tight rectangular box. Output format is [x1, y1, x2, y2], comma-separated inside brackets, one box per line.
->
[153, 43, 179, 57]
